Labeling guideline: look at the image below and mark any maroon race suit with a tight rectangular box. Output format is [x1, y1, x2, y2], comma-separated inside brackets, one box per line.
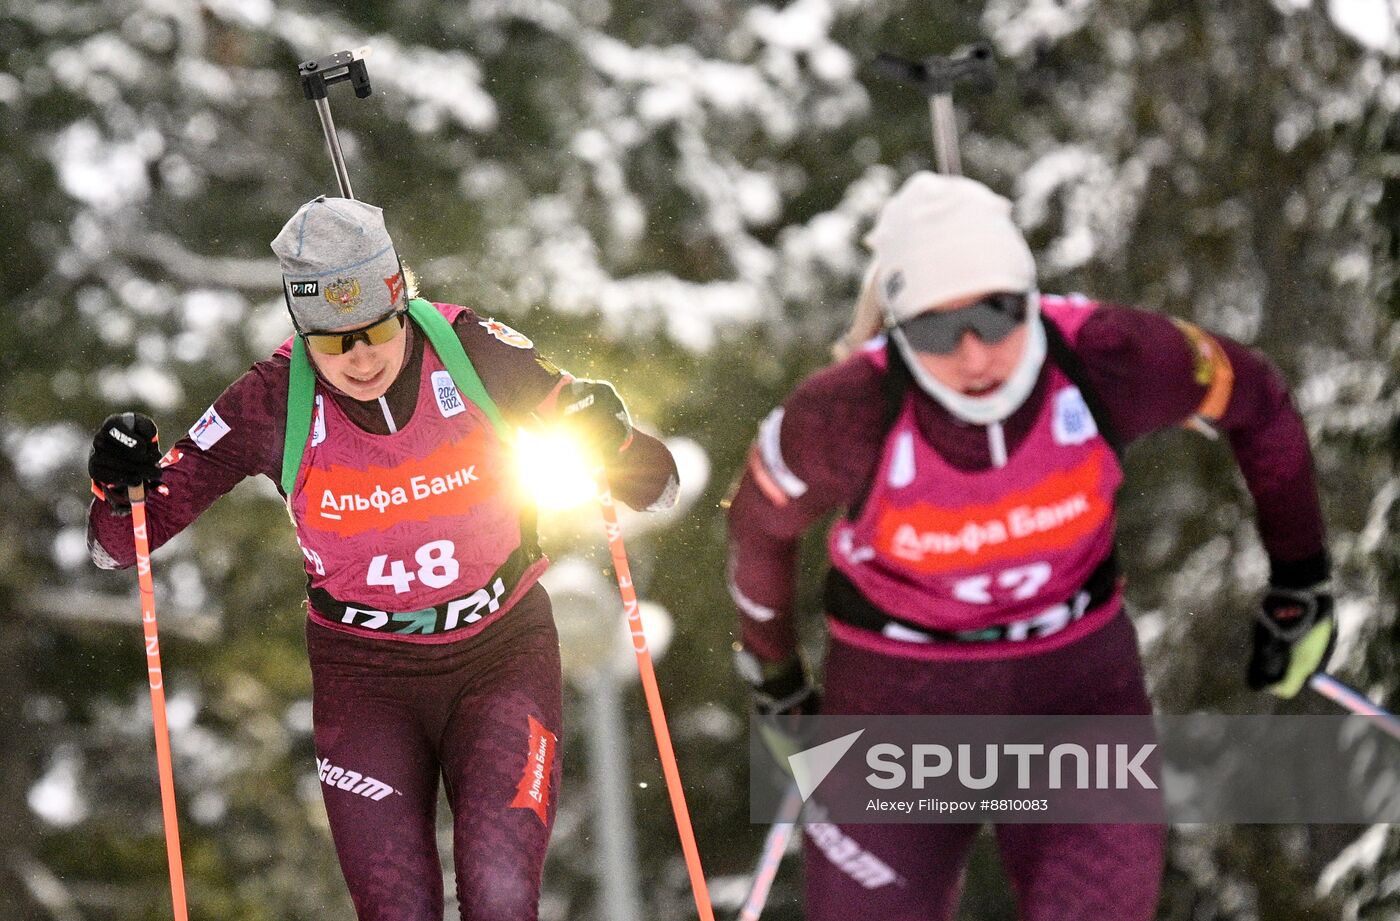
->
[89, 304, 678, 921]
[727, 296, 1328, 921]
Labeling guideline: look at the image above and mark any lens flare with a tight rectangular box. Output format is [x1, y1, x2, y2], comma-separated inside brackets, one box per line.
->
[515, 427, 599, 509]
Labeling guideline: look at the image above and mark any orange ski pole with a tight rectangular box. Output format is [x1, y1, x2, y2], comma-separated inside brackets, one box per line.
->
[129, 484, 190, 921]
[596, 471, 715, 921]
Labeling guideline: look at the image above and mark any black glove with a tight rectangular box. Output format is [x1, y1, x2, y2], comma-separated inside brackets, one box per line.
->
[734, 647, 820, 717]
[1247, 584, 1336, 698]
[89, 412, 163, 496]
[560, 379, 633, 458]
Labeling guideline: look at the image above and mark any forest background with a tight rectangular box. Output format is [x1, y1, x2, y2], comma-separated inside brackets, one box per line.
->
[1, 0, 1398, 918]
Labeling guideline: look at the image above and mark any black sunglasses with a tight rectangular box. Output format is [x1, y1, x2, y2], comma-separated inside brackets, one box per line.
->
[896, 292, 1029, 355]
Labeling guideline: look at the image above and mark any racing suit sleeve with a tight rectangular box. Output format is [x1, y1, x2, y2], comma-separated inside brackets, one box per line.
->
[452, 310, 679, 512]
[1077, 304, 1329, 585]
[87, 359, 286, 570]
[725, 359, 888, 662]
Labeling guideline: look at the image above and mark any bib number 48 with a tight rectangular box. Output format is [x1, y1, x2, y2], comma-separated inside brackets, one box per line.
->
[367, 540, 460, 594]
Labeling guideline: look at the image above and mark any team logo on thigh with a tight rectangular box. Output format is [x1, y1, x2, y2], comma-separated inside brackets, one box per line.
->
[317, 756, 397, 801]
[801, 801, 899, 889]
[509, 715, 557, 825]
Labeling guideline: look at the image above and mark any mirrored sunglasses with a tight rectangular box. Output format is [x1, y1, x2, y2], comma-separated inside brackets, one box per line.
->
[302, 309, 407, 356]
[896, 292, 1029, 355]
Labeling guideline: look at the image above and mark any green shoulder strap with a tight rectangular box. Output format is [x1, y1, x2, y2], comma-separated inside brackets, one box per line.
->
[281, 336, 316, 496]
[279, 298, 510, 496]
[406, 298, 510, 439]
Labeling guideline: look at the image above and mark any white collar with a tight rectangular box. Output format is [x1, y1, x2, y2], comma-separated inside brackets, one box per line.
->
[888, 292, 1047, 426]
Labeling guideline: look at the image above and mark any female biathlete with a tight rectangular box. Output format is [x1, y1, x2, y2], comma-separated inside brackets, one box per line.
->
[726, 172, 1333, 920]
[86, 196, 678, 921]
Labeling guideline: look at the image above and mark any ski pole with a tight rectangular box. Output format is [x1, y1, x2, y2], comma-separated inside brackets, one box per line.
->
[833, 44, 999, 355]
[298, 49, 374, 200]
[1309, 673, 1400, 743]
[873, 44, 996, 176]
[595, 471, 716, 921]
[129, 484, 189, 921]
[736, 782, 803, 921]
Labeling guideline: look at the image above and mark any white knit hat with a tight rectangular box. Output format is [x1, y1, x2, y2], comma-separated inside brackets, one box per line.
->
[864, 172, 1035, 325]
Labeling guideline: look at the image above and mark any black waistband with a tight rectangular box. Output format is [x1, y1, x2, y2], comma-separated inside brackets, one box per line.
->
[307, 544, 539, 638]
[824, 552, 1121, 644]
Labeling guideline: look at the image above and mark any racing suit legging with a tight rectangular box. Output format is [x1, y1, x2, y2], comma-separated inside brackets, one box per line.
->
[804, 609, 1165, 921]
[307, 582, 562, 921]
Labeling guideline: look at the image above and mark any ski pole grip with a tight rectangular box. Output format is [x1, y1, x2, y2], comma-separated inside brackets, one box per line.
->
[299, 50, 373, 101]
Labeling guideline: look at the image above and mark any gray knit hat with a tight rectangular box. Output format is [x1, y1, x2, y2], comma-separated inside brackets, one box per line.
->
[271, 196, 406, 332]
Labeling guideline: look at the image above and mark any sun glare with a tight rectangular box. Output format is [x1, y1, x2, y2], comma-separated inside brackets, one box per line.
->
[515, 427, 599, 509]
